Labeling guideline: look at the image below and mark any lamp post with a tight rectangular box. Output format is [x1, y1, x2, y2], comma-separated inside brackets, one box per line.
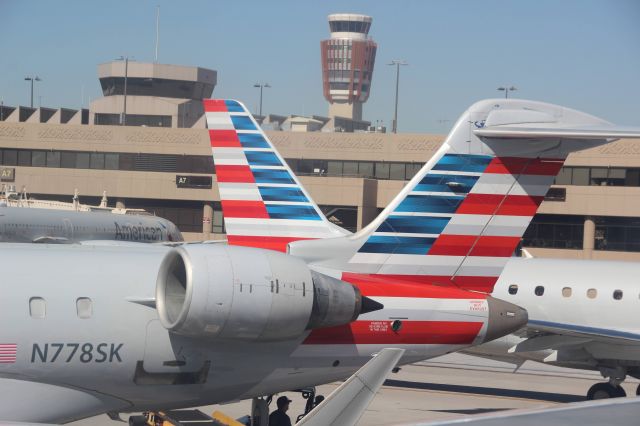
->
[115, 56, 131, 125]
[388, 60, 408, 133]
[497, 86, 517, 98]
[253, 83, 271, 116]
[24, 76, 42, 108]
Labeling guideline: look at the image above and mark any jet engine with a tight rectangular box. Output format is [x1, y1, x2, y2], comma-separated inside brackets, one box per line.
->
[155, 244, 375, 342]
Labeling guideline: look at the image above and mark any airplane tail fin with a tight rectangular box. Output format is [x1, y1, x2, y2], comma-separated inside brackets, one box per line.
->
[203, 100, 347, 252]
[291, 99, 640, 293]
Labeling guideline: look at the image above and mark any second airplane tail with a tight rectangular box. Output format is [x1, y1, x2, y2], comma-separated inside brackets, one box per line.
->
[291, 99, 640, 293]
[203, 99, 348, 252]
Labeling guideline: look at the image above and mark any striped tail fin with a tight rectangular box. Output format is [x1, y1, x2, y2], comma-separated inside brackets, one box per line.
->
[290, 98, 640, 293]
[204, 99, 347, 252]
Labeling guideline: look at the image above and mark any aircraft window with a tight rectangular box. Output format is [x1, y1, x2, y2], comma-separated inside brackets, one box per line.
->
[508, 284, 518, 295]
[562, 287, 572, 297]
[29, 297, 46, 319]
[76, 297, 93, 319]
[587, 288, 598, 299]
[613, 290, 623, 300]
[534, 286, 545, 296]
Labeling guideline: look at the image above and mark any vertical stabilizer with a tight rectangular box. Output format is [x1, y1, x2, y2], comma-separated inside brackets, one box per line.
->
[204, 99, 347, 252]
[291, 99, 638, 293]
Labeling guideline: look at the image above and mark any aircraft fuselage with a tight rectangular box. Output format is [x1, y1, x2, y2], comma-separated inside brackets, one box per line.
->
[0, 243, 521, 422]
[0, 206, 183, 243]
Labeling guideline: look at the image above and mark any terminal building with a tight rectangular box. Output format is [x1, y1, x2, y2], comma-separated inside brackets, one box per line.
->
[1, 58, 639, 261]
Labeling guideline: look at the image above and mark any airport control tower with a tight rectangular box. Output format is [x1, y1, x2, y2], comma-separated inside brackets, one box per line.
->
[321, 14, 377, 121]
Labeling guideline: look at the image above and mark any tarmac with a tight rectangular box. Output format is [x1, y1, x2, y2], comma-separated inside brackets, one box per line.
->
[71, 353, 639, 426]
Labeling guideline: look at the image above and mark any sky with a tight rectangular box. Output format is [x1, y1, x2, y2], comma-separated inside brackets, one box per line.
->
[1, 0, 639, 133]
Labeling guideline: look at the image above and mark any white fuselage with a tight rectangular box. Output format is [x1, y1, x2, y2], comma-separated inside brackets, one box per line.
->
[468, 257, 640, 367]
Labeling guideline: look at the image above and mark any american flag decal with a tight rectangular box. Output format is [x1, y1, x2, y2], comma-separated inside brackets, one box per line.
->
[0, 344, 17, 363]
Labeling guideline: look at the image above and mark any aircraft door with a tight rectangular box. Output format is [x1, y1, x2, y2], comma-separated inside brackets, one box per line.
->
[135, 320, 210, 386]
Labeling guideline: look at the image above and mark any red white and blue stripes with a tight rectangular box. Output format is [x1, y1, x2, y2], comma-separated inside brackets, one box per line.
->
[0, 343, 17, 363]
[349, 152, 565, 292]
[204, 100, 345, 252]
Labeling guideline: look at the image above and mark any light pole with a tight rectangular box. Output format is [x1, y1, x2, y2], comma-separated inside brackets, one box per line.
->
[24, 76, 42, 108]
[115, 56, 131, 125]
[388, 60, 408, 133]
[497, 86, 517, 98]
[253, 83, 271, 116]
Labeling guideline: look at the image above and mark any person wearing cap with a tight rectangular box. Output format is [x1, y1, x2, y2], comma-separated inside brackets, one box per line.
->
[269, 395, 292, 426]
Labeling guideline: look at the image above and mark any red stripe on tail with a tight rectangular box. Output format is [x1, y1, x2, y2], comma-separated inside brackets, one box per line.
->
[485, 157, 564, 176]
[215, 165, 255, 183]
[203, 99, 228, 112]
[209, 130, 241, 147]
[457, 194, 542, 216]
[221, 200, 269, 218]
[428, 235, 476, 256]
[428, 235, 521, 257]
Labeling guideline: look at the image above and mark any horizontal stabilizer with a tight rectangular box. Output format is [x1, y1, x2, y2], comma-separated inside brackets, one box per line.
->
[475, 125, 640, 139]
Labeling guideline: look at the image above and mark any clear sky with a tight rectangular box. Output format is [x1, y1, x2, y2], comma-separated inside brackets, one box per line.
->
[1, 0, 639, 133]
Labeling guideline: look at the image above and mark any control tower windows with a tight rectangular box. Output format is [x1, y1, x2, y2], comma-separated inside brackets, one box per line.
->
[329, 21, 371, 34]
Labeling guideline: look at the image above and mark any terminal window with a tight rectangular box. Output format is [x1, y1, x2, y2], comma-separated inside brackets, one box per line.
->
[522, 214, 584, 249]
[0, 148, 213, 175]
[555, 166, 640, 187]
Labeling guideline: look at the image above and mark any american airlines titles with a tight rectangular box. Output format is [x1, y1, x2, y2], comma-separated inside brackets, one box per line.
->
[115, 221, 164, 242]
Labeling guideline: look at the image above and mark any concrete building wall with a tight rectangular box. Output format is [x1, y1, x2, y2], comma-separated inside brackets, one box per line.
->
[1, 121, 640, 261]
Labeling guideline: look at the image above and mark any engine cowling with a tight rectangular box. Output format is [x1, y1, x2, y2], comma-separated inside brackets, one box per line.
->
[155, 244, 365, 342]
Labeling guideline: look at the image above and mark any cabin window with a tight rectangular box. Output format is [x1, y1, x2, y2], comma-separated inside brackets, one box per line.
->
[76, 297, 93, 319]
[587, 288, 598, 299]
[508, 284, 518, 295]
[534, 286, 545, 296]
[29, 297, 46, 319]
[613, 290, 623, 300]
[562, 287, 572, 297]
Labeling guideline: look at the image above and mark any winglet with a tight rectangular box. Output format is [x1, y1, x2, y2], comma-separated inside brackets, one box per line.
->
[296, 348, 404, 426]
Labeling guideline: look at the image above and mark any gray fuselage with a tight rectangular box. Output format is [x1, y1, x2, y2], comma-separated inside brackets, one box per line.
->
[0, 206, 183, 243]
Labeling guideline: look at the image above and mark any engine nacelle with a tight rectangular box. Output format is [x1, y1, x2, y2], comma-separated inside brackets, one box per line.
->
[156, 244, 363, 342]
